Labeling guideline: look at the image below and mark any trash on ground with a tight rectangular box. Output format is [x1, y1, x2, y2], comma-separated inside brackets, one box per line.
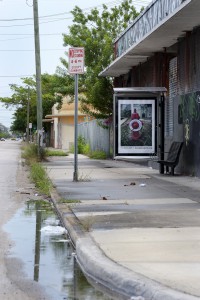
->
[139, 183, 146, 187]
[124, 182, 136, 186]
[41, 225, 67, 235]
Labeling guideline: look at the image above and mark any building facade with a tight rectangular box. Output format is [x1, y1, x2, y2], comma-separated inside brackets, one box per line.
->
[100, 0, 200, 176]
[45, 97, 87, 151]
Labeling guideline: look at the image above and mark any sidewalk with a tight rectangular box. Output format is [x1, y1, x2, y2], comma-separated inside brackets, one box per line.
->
[44, 154, 200, 300]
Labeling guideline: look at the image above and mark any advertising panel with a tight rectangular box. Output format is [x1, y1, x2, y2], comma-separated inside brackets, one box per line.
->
[116, 99, 156, 155]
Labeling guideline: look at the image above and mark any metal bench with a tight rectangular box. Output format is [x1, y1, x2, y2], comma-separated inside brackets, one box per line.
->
[157, 141, 183, 175]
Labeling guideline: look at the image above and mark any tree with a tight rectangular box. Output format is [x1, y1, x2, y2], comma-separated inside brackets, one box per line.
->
[0, 74, 69, 133]
[62, 0, 139, 118]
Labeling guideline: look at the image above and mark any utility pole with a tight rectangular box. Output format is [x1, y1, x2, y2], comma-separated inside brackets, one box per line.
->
[26, 86, 30, 142]
[33, 0, 43, 151]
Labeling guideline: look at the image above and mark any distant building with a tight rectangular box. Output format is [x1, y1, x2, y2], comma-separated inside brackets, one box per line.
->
[44, 97, 88, 150]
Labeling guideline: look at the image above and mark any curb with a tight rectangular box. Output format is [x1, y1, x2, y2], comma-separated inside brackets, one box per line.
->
[50, 187, 199, 300]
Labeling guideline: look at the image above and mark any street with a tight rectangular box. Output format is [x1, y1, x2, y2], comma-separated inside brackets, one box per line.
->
[0, 140, 50, 300]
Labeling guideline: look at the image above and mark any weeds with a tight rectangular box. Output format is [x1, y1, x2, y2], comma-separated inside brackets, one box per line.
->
[21, 143, 46, 164]
[89, 150, 107, 159]
[80, 214, 95, 232]
[78, 171, 92, 182]
[58, 198, 81, 204]
[69, 135, 107, 159]
[30, 162, 52, 196]
[45, 149, 68, 156]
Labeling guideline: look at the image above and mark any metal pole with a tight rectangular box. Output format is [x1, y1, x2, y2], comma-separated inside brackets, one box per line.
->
[73, 74, 78, 182]
[33, 0, 43, 151]
[159, 93, 165, 174]
[26, 86, 30, 143]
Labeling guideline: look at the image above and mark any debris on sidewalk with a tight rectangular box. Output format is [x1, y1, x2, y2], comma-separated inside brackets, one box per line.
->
[124, 182, 136, 186]
[139, 183, 146, 187]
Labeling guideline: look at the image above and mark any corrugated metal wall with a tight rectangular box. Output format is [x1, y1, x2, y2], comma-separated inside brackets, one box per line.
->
[166, 57, 177, 137]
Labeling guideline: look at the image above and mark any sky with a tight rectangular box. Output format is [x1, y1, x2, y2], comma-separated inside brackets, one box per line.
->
[0, 0, 151, 128]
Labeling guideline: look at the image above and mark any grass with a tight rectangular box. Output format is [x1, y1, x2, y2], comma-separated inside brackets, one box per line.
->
[78, 171, 92, 182]
[45, 149, 68, 156]
[58, 198, 81, 204]
[89, 150, 107, 159]
[21, 142, 46, 163]
[21, 143, 52, 196]
[30, 162, 52, 196]
[80, 214, 95, 232]
[69, 136, 107, 160]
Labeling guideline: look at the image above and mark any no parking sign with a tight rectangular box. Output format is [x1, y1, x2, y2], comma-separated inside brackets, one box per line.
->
[68, 47, 85, 74]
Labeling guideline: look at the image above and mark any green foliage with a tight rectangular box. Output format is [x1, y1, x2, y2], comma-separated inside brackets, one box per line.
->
[45, 149, 68, 156]
[0, 132, 10, 139]
[78, 136, 90, 155]
[89, 150, 107, 159]
[58, 198, 81, 204]
[70, 136, 91, 155]
[0, 74, 71, 133]
[21, 143, 46, 164]
[30, 163, 52, 196]
[62, 0, 139, 118]
[21, 143, 52, 196]
[71, 135, 107, 159]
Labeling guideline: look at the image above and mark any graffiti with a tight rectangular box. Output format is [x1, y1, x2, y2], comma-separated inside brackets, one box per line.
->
[180, 93, 200, 122]
[184, 119, 190, 146]
[180, 92, 200, 146]
[115, 0, 187, 58]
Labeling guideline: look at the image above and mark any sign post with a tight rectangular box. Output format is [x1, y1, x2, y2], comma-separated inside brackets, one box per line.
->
[68, 47, 85, 181]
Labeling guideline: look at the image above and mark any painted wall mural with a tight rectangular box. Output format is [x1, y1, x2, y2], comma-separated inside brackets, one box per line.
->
[179, 92, 200, 176]
[115, 0, 187, 58]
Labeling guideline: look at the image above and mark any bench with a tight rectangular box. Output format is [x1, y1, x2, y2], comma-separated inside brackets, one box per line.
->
[157, 141, 183, 175]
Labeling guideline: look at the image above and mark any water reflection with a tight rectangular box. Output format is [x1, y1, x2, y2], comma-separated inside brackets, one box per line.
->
[5, 200, 114, 300]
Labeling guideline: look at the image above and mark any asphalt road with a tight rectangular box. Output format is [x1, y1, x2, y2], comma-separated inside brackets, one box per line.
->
[0, 140, 51, 300]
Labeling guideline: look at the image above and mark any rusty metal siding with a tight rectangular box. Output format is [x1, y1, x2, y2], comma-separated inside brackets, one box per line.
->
[178, 27, 200, 95]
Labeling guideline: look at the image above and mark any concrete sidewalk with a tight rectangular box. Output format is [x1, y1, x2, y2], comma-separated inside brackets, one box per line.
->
[44, 154, 200, 300]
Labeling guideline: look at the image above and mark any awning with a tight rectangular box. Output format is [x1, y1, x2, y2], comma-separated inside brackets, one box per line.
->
[45, 111, 85, 118]
[100, 0, 200, 77]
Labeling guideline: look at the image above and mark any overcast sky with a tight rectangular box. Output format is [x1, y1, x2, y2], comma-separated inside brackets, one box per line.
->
[0, 0, 151, 128]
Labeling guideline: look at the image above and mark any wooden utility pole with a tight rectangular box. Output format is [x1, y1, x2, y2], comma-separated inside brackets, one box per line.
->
[33, 0, 43, 150]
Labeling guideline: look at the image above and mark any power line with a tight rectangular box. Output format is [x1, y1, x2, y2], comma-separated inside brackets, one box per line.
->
[0, 75, 33, 77]
[0, 33, 62, 35]
[0, 0, 150, 25]
[0, 0, 122, 21]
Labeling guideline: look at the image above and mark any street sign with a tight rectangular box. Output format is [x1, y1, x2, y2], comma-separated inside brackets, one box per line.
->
[68, 47, 85, 74]
[29, 123, 32, 129]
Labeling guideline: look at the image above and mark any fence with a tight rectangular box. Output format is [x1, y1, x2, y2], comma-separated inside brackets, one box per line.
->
[78, 119, 111, 156]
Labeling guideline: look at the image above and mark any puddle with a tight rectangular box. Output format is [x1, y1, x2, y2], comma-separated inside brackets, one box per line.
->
[4, 200, 115, 300]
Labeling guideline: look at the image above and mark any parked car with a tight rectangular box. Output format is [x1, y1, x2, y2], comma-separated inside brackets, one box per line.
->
[0, 138, 5, 141]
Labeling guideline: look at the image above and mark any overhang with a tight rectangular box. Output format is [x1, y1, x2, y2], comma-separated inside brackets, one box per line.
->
[100, 0, 200, 77]
[114, 87, 167, 94]
[42, 118, 54, 123]
[45, 111, 85, 118]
